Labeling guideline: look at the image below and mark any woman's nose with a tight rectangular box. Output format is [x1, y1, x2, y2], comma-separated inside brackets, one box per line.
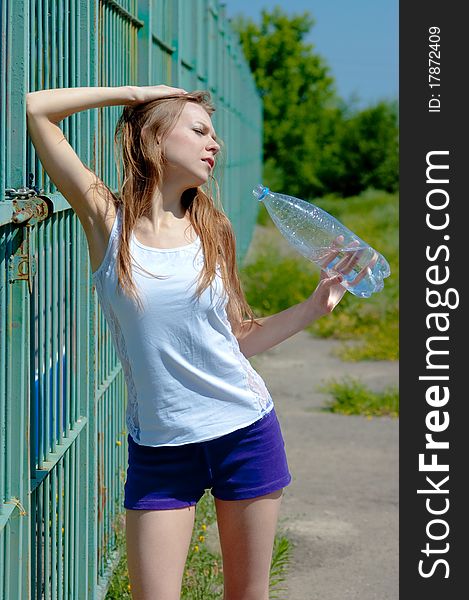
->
[208, 140, 220, 154]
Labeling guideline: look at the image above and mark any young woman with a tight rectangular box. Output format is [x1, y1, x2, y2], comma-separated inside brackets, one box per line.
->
[26, 84, 371, 600]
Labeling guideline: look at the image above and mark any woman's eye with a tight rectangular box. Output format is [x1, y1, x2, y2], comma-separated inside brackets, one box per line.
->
[194, 129, 204, 135]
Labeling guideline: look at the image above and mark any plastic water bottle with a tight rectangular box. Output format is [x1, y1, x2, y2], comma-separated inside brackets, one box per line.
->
[253, 185, 391, 298]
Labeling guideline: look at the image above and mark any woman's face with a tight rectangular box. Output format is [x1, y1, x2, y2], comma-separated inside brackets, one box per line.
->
[161, 102, 220, 187]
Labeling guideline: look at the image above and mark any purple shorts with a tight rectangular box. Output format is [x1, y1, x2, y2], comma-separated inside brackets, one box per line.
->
[124, 407, 292, 510]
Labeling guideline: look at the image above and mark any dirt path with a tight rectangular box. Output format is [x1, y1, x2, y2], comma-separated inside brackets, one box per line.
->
[251, 332, 399, 600]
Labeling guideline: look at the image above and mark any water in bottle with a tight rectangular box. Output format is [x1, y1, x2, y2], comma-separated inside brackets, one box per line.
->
[253, 185, 391, 298]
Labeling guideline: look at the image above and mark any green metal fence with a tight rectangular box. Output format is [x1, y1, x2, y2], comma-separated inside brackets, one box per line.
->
[0, 1, 263, 597]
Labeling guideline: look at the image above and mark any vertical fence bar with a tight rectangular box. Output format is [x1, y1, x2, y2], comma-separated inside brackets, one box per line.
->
[1, 0, 32, 597]
[137, 0, 150, 86]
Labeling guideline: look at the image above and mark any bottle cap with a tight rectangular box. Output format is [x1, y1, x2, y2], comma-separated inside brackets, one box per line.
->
[252, 185, 270, 202]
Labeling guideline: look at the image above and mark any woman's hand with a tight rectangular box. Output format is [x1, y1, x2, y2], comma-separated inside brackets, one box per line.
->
[306, 271, 347, 320]
[129, 84, 188, 106]
[317, 235, 378, 288]
[305, 234, 379, 320]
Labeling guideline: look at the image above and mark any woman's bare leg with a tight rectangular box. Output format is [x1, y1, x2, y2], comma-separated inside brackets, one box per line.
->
[125, 505, 196, 600]
[214, 489, 284, 600]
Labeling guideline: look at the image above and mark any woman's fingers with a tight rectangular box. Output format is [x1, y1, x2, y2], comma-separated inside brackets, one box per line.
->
[317, 235, 344, 268]
[157, 86, 188, 97]
[317, 237, 376, 286]
[348, 251, 379, 287]
[333, 240, 363, 274]
[133, 85, 189, 104]
[317, 236, 364, 276]
[328, 273, 344, 286]
[317, 237, 380, 295]
[323, 239, 363, 277]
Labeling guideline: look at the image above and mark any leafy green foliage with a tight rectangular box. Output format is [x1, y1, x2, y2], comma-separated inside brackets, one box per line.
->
[232, 7, 340, 198]
[104, 517, 131, 599]
[269, 535, 292, 599]
[241, 245, 319, 315]
[319, 102, 399, 196]
[318, 376, 399, 417]
[231, 7, 398, 198]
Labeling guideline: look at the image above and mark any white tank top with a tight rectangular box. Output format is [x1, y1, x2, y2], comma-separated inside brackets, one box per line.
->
[91, 205, 274, 446]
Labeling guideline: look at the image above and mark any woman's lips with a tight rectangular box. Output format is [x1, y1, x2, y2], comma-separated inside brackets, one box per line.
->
[201, 158, 214, 169]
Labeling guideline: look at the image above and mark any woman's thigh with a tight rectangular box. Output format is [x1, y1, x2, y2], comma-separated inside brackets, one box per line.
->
[125, 505, 196, 600]
[214, 489, 284, 600]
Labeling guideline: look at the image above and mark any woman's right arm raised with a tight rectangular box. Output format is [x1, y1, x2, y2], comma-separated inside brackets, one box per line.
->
[25, 85, 138, 234]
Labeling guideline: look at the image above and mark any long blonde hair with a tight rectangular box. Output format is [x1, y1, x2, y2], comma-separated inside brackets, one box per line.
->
[100, 89, 261, 334]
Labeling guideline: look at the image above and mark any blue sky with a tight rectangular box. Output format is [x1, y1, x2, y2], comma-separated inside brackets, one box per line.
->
[221, 0, 398, 109]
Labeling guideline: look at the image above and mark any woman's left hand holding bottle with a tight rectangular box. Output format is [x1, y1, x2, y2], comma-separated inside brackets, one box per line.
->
[317, 235, 379, 290]
[305, 234, 379, 319]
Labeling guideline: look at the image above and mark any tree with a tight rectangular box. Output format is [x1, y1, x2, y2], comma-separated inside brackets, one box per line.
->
[231, 7, 398, 198]
[319, 100, 399, 196]
[231, 6, 341, 198]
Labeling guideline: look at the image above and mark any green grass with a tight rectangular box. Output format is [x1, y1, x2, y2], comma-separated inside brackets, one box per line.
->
[105, 490, 292, 599]
[245, 189, 399, 361]
[181, 490, 223, 600]
[318, 376, 399, 417]
[269, 535, 292, 599]
[104, 517, 131, 599]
